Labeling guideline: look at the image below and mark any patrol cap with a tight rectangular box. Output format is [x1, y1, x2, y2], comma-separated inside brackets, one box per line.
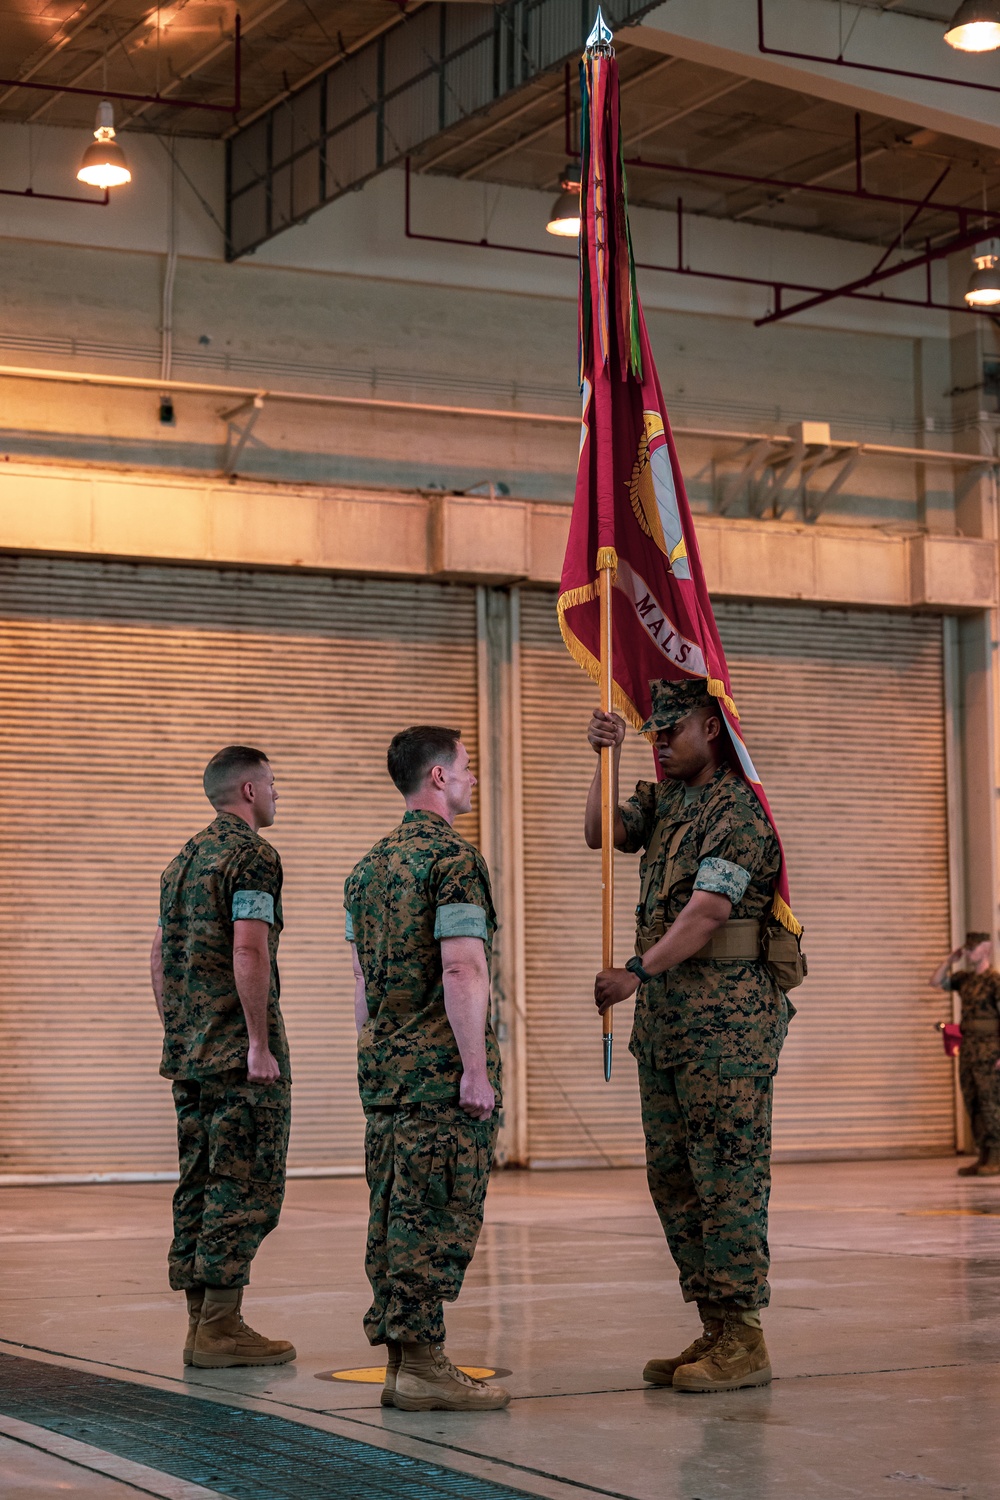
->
[639, 678, 715, 734]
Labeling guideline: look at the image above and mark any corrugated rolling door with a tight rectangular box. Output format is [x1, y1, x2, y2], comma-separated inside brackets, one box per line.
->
[519, 590, 952, 1164]
[0, 556, 479, 1178]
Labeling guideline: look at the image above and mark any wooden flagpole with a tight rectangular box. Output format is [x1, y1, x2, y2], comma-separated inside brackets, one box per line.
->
[599, 561, 614, 1081]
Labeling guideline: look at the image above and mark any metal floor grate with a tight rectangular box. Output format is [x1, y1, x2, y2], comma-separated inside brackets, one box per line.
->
[0, 1353, 535, 1500]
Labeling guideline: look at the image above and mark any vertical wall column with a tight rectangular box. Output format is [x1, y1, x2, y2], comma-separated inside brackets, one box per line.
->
[476, 586, 528, 1165]
[943, 617, 970, 1151]
[946, 257, 1000, 1149]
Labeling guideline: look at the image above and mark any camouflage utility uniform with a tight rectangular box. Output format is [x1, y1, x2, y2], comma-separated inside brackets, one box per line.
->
[160, 812, 291, 1290]
[620, 765, 790, 1311]
[345, 810, 501, 1347]
[950, 969, 1000, 1153]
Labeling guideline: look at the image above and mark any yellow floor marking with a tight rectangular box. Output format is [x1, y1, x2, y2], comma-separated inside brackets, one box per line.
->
[322, 1365, 497, 1383]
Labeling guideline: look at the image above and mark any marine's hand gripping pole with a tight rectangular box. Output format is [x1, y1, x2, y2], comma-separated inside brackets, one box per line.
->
[599, 561, 614, 1082]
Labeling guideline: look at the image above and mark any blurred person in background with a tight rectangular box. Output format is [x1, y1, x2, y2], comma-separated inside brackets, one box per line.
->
[931, 931, 1000, 1178]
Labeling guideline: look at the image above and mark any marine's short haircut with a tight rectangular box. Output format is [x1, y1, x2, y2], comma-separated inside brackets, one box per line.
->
[203, 745, 270, 808]
[966, 930, 991, 948]
[387, 725, 462, 796]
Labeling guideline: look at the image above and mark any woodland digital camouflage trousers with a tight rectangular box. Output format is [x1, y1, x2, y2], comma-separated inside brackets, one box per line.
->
[363, 1101, 499, 1345]
[639, 1055, 775, 1309]
[169, 1070, 291, 1290]
[959, 1033, 1000, 1151]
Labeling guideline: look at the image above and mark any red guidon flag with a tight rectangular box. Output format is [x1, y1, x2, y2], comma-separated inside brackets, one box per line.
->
[557, 15, 800, 935]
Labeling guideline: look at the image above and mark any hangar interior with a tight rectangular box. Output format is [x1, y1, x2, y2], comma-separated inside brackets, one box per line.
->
[1, 0, 998, 1182]
[0, 3, 998, 1498]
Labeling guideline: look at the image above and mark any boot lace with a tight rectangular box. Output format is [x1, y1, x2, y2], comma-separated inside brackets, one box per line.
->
[430, 1345, 489, 1389]
[686, 1329, 719, 1361]
[712, 1313, 752, 1358]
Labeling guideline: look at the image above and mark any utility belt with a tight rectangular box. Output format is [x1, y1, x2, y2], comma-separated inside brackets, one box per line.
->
[961, 1019, 1000, 1035]
[636, 916, 761, 962]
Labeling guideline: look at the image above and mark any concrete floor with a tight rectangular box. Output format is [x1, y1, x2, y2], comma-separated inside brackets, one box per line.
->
[0, 1159, 997, 1500]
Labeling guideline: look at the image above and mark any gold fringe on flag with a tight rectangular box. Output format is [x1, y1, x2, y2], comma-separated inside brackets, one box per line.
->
[596, 545, 619, 579]
[771, 891, 803, 937]
[558, 591, 803, 933]
[556, 592, 644, 731]
[707, 676, 740, 720]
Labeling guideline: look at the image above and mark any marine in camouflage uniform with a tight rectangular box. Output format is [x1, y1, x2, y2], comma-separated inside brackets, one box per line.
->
[590, 679, 792, 1392]
[155, 745, 293, 1368]
[346, 813, 500, 1345]
[939, 937, 1000, 1175]
[345, 724, 508, 1412]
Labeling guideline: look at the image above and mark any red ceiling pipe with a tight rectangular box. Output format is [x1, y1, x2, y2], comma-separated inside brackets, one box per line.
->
[0, 184, 108, 205]
[627, 152, 991, 231]
[757, 0, 1000, 96]
[755, 215, 996, 326]
[0, 13, 242, 115]
[560, 70, 996, 230]
[402, 158, 976, 319]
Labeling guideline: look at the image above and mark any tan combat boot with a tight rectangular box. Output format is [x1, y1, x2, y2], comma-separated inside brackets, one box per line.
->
[673, 1310, 772, 1393]
[976, 1147, 1000, 1176]
[183, 1289, 204, 1367]
[393, 1343, 510, 1412]
[958, 1150, 987, 1176]
[642, 1306, 725, 1387]
[381, 1340, 401, 1408]
[191, 1288, 296, 1369]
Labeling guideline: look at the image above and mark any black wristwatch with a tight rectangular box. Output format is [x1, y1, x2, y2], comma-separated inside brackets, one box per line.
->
[625, 956, 654, 985]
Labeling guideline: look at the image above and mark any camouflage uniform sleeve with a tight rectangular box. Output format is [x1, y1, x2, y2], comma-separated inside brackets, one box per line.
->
[431, 847, 494, 941]
[619, 780, 657, 854]
[693, 790, 772, 903]
[230, 845, 281, 924]
[991, 974, 1000, 1019]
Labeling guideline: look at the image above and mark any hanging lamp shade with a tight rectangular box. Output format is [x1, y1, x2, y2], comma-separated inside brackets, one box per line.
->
[965, 252, 1000, 307]
[77, 100, 131, 189]
[944, 0, 1000, 51]
[546, 165, 581, 237]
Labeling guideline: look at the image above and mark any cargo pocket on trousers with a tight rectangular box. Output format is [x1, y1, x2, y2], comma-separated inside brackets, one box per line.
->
[249, 1105, 289, 1184]
[209, 1088, 289, 1184]
[208, 1096, 253, 1182]
[423, 1118, 492, 1212]
[715, 1059, 775, 1166]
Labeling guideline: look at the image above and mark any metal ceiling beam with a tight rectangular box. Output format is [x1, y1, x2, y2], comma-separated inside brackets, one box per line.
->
[757, 0, 1000, 97]
[19, 7, 239, 123]
[621, 73, 749, 151]
[220, 6, 414, 139]
[459, 54, 679, 181]
[0, 0, 119, 111]
[420, 77, 556, 172]
[121, 0, 292, 128]
[224, 0, 664, 260]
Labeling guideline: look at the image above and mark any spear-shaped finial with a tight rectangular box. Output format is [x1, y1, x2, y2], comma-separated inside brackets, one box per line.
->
[587, 6, 614, 55]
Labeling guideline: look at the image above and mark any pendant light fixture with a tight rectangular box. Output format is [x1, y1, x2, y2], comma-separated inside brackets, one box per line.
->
[944, 1, 1000, 52]
[965, 252, 1000, 307]
[77, 100, 131, 189]
[546, 165, 581, 238]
